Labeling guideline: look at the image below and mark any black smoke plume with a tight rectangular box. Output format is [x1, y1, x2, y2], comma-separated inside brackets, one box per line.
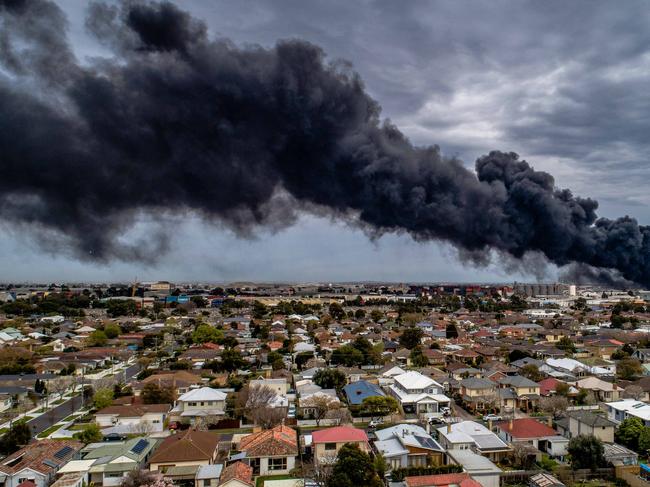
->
[1, 0, 649, 286]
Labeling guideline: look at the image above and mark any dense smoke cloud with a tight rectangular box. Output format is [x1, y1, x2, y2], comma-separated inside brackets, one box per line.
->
[1, 0, 649, 286]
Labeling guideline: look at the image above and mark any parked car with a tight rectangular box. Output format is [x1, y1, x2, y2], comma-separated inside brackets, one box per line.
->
[368, 419, 383, 428]
[482, 414, 502, 422]
[428, 417, 445, 425]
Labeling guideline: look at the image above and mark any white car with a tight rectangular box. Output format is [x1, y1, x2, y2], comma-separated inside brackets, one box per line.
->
[483, 414, 502, 422]
[368, 419, 383, 428]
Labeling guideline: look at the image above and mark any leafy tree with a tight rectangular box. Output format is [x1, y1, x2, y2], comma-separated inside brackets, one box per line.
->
[354, 309, 366, 319]
[0, 421, 31, 455]
[93, 387, 114, 410]
[616, 417, 645, 451]
[220, 348, 246, 372]
[370, 310, 383, 322]
[88, 329, 108, 347]
[74, 423, 103, 443]
[331, 345, 364, 366]
[520, 364, 544, 382]
[508, 349, 531, 363]
[567, 435, 605, 471]
[190, 296, 208, 308]
[557, 336, 576, 354]
[329, 302, 345, 320]
[359, 395, 399, 416]
[191, 324, 223, 344]
[617, 358, 643, 380]
[555, 382, 570, 397]
[142, 383, 175, 404]
[409, 346, 429, 367]
[295, 351, 313, 369]
[106, 299, 138, 318]
[399, 326, 424, 350]
[313, 368, 347, 391]
[104, 323, 121, 339]
[327, 443, 383, 487]
[639, 427, 650, 454]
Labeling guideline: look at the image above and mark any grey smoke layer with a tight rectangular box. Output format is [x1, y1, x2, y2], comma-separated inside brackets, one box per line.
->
[0, 0, 649, 286]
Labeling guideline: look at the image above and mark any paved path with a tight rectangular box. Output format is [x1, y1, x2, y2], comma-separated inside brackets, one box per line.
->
[26, 362, 141, 438]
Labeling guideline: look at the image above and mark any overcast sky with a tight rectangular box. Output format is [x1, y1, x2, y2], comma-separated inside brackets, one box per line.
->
[1, 0, 649, 284]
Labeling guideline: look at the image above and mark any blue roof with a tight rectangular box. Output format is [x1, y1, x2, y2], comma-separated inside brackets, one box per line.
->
[343, 380, 385, 405]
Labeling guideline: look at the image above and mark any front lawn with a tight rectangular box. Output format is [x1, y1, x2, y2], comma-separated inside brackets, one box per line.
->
[255, 475, 294, 487]
[37, 424, 63, 438]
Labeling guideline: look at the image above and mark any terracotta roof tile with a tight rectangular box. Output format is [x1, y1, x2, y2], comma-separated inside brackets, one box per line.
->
[149, 429, 218, 464]
[239, 425, 298, 458]
[220, 461, 253, 486]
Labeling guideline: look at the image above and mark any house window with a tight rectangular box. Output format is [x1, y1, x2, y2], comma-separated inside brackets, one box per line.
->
[203, 480, 211, 487]
[106, 473, 123, 478]
[324, 443, 337, 451]
[152, 420, 160, 423]
[269, 457, 287, 471]
[188, 402, 197, 406]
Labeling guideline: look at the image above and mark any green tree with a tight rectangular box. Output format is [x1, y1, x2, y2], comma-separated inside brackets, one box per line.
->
[409, 346, 429, 367]
[313, 368, 347, 390]
[617, 358, 643, 380]
[370, 310, 383, 322]
[104, 323, 121, 339]
[74, 423, 103, 443]
[0, 421, 31, 455]
[142, 383, 175, 404]
[191, 324, 223, 344]
[331, 344, 364, 366]
[220, 348, 246, 372]
[639, 427, 650, 454]
[399, 326, 424, 350]
[520, 364, 544, 382]
[329, 302, 345, 321]
[616, 417, 645, 451]
[557, 336, 576, 354]
[359, 395, 399, 416]
[354, 309, 366, 320]
[88, 329, 108, 347]
[327, 443, 383, 487]
[567, 435, 605, 471]
[93, 387, 114, 410]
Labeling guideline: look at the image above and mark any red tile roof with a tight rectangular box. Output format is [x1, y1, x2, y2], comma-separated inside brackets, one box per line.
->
[538, 378, 561, 396]
[405, 473, 482, 487]
[239, 424, 298, 457]
[496, 418, 556, 439]
[220, 461, 253, 486]
[312, 426, 368, 444]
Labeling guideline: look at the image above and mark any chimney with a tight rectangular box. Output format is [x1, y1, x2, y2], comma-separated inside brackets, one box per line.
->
[547, 416, 553, 428]
[509, 418, 514, 429]
[488, 419, 493, 431]
[447, 422, 452, 434]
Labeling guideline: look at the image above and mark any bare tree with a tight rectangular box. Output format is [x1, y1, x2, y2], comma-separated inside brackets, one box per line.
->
[326, 407, 352, 425]
[129, 421, 156, 435]
[238, 385, 285, 427]
[509, 443, 534, 469]
[50, 377, 73, 401]
[300, 394, 340, 426]
[539, 395, 569, 418]
[623, 385, 645, 400]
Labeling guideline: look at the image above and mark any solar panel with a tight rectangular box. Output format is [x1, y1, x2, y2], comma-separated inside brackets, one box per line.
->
[130, 439, 149, 454]
[414, 435, 438, 450]
[43, 459, 58, 468]
[54, 446, 73, 459]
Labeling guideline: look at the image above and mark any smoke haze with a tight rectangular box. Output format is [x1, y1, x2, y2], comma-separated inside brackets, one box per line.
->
[1, 0, 648, 286]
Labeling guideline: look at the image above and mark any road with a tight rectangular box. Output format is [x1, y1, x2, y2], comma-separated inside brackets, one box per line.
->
[27, 362, 141, 438]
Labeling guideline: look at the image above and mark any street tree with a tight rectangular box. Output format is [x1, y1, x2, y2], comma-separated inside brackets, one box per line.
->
[568, 435, 605, 471]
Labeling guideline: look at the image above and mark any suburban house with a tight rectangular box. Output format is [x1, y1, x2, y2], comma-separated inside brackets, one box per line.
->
[459, 378, 498, 413]
[404, 473, 482, 487]
[149, 430, 219, 473]
[94, 404, 170, 434]
[311, 426, 370, 466]
[137, 370, 205, 397]
[496, 419, 568, 458]
[343, 380, 385, 407]
[558, 410, 617, 442]
[573, 376, 621, 402]
[436, 421, 511, 462]
[606, 399, 650, 426]
[171, 387, 227, 424]
[388, 371, 450, 415]
[237, 425, 298, 476]
[0, 440, 83, 487]
[81, 437, 158, 487]
[497, 376, 540, 412]
[218, 462, 253, 487]
[194, 465, 222, 487]
[248, 378, 289, 397]
[373, 424, 444, 470]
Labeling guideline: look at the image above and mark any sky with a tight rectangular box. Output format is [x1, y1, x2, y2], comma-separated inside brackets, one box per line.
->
[1, 0, 649, 284]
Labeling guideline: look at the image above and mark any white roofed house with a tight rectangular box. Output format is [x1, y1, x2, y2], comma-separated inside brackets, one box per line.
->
[606, 399, 650, 426]
[437, 421, 511, 462]
[373, 424, 445, 471]
[388, 371, 450, 416]
[171, 387, 227, 425]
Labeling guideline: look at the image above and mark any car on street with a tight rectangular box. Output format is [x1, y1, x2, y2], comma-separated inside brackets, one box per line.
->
[482, 414, 503, 422]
